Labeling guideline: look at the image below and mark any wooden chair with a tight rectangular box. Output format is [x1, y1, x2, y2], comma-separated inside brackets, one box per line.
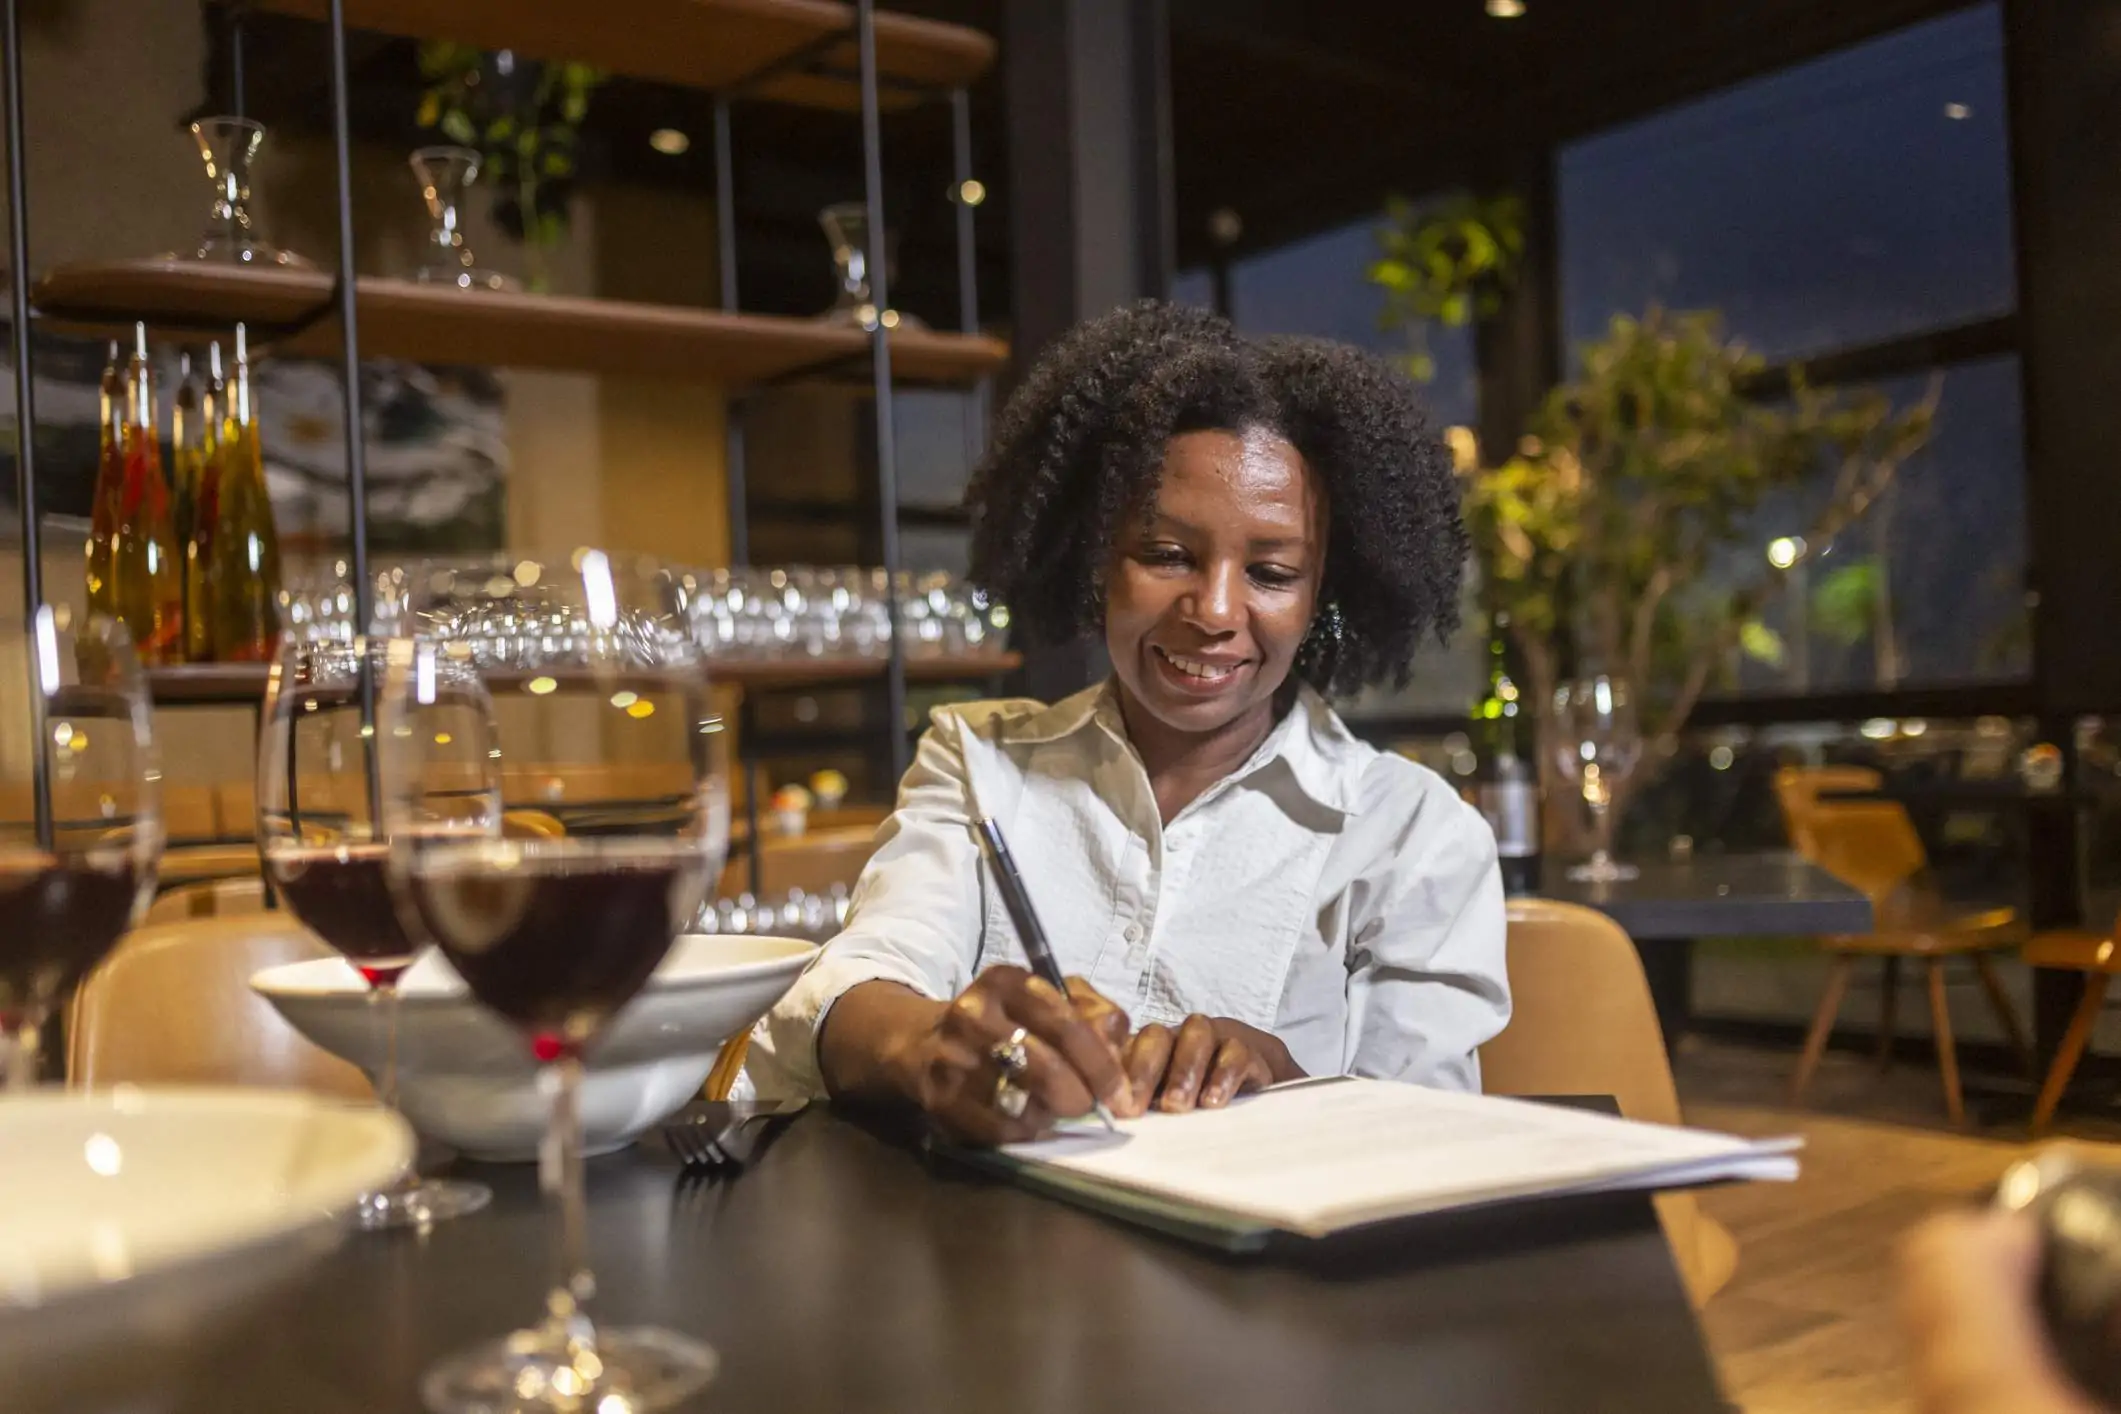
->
[1772, 764, 1883, 861]
[719, 823, 878, 899]
[68, 915, 371, 1100]
[145, 873, 266, 924]
[1481, 897, 1738, 1307]
[2024, 916, 2121, 1134]
[1787, 800, 2028, 1125]
[156, 840, 264, 887]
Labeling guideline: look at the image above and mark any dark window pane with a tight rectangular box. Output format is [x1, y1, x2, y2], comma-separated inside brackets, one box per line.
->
[1558, 4, 2015, 364]
[1716, 355, 2029, 694]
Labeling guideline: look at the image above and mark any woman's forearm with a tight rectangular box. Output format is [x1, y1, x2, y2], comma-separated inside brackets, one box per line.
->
[815, 979, 949, 1105]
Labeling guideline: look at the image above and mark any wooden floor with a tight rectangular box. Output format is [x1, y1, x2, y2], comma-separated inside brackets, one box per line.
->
[1673, 1035, 2121, 1414]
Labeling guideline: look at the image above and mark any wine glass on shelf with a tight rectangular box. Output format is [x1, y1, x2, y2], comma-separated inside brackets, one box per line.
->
[379, 552, 729, 1413]
[256, 635, 492, 1228]
[179, 116, 312, 267]
[1551, 674, 1643, 884]
[0, 608, 160, 1088]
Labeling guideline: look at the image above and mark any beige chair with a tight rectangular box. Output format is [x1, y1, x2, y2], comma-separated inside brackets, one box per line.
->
[1773, 764, 1884, 861]
[145, 873, 267, 924]
[1787, 800, 2028, 1126]
[1481, 897, 1738, 1306]
[719, 823, 878, 899]
[68, 915, 371, 1100]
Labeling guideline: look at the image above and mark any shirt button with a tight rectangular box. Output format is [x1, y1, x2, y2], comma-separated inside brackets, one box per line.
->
[1123, 923, 1143, 944]
[1166, 837, 1182, 853]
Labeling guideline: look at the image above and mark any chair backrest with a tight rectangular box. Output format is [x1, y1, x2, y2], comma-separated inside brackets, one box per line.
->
[717, 824, 879, 901]
[144, 873, 267, 925]
[68, 915, 372, 1099]
[1773, 765, 1884, 860]
[1481, 897, 1680, 1125]
[1481, 897, 1736, 1306]
[1802, 799, 1928, 905]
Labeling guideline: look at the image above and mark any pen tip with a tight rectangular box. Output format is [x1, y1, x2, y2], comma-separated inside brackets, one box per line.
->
[1094, 1101, 1121, 1133]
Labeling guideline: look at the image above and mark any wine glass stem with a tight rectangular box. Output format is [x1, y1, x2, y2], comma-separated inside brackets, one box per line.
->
[5, 1015, 40, 1091]
[1587, 792, 1613, 863]
[543, 1052, 597, 1338]
[373, 981, 402, 1112]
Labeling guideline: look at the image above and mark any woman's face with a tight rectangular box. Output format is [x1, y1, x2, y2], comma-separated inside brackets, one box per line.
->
[1104, 427, 1325, 739]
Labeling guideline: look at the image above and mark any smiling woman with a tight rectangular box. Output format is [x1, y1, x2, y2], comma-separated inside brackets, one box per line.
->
[743, 301, 1508, 1147]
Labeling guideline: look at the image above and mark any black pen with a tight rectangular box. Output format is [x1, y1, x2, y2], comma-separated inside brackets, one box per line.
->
[973, 815, 1121, 1133]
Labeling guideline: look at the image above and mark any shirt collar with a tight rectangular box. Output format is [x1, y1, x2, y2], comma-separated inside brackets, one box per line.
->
[1000, 678, 1371, 816]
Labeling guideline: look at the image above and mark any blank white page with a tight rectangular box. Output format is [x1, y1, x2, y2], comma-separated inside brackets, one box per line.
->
[1002, 1080, 1798, 1238]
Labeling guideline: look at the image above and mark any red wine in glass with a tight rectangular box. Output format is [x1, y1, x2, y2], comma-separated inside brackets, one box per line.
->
[0, 850, 140, 1029]
[407, 839, 710, 1060]
[266, 842, 416, 988]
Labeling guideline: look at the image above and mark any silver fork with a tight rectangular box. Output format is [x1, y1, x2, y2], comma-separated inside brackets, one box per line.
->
[663, 1099, 806, 1172]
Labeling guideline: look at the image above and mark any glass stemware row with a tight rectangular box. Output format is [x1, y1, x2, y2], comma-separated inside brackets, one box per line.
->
[280, 561, 1013, 663]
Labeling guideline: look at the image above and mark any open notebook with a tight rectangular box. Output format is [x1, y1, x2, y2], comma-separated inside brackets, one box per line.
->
[961, 1078, 1798, 1250]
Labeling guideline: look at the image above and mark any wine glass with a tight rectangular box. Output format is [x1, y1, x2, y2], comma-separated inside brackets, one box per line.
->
[256, 635, 492, 1228]
[1551, 674, 1643, 884]
[0, 608, 160, 1087]
[179, 116, 312, 267]
[379, 552, 729, 1413]
[410, 145, 518, 292]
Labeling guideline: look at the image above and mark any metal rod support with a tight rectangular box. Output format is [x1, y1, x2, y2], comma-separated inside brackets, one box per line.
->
[323, 0, 380, 826]
[714, 97, 748, 566]
[4, 0, 51, 849]
[858, 0, 908, 785]
[230, 3, 247, 120]
[951, 88, 979, 337]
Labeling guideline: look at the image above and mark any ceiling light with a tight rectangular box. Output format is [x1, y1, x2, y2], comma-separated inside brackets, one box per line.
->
[649, 128, 691, 155]
[1486, 0, 1526, 16]
[1943, 102, 1971, 120]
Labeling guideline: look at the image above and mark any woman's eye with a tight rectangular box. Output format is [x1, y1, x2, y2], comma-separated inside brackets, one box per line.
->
[1138, 544, 1189, 567]
[1250, 565, 1302, 588]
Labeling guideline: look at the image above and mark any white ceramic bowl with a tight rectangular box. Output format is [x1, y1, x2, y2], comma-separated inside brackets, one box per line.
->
[0, 1087, 412, 1408]
[252, 933, 818, 1162]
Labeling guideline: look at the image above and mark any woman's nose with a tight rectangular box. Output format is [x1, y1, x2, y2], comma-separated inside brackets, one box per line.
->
[1181, 562, 1245, 632]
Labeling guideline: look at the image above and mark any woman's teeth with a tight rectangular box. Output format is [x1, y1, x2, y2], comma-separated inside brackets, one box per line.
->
[1157, 648, 1239, 682]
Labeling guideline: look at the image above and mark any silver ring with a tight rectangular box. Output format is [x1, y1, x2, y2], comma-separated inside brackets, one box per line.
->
[990, 1025, 1030, 1078]
[993, 1072, 1030, 1119]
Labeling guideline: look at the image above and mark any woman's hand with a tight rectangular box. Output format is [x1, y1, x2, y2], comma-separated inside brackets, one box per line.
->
[1118, 1015, 1304, 1115]
[1900, 1208, 2108, 1414]
[863, 967, 1135, 1146]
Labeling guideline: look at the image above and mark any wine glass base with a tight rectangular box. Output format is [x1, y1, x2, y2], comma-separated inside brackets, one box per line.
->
[1565, 859, 1642, 884]
[422, 1325, 717, 1413]
[353, 1177, 492, 1231]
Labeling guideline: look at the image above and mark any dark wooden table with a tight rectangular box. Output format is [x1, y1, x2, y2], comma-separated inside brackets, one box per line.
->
[1542, 852, 1873, 1040]
[105, 1108, 1730, 1414]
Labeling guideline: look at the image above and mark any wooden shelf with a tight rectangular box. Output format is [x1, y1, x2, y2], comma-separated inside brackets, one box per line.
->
[148, 651, 1018, 706]
[251, 0, 994, 108]
[33, 261, 1009, 387]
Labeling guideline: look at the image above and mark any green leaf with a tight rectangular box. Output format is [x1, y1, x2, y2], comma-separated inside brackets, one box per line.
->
[1739, 619, 1786, 667]
[441, 110, 476, 144]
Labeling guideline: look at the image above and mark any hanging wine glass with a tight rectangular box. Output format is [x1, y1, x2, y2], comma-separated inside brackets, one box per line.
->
[817, 202, 923, 330]
[380, 552, 727, 1411]
[0, 608, 161, 1087]
[1551, 674, 1643, 883]
[410, 146, 519, 293]
[178, 116, 312, 268]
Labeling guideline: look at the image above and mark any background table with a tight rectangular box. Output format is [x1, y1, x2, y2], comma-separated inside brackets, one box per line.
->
[101, 1108, 1731, 1414]
[1542, 852, 1873, 1039]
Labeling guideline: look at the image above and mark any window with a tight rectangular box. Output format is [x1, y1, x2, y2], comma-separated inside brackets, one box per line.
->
[1559, 5, 2014, 364]
[1557, 2, 2028, 697]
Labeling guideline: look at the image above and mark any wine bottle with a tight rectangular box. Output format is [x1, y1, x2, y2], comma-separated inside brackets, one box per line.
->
[181, 342, 226, 664]
[170, 348, 217, 662]
[202, 323, 283, 662]
[1473, 614, 1541, 896]
[83, 340, 123, 621]
[102, 324, 183, 664]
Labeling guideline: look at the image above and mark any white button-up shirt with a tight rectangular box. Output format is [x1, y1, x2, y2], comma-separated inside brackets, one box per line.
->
[746, 681, 1510, 1099]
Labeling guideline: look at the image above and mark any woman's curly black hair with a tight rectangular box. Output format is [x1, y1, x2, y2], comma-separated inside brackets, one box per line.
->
[965, 300, 1468, 699]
